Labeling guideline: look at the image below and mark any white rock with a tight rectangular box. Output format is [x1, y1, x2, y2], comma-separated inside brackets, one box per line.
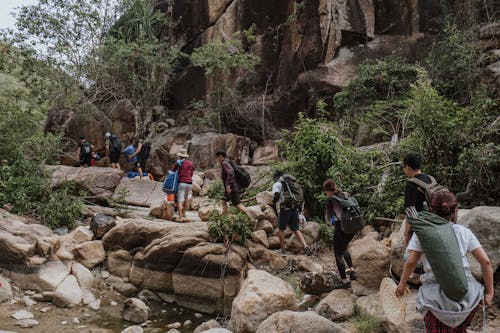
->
[88, 298, 101, 310]
[40, 306, 51, 313]
[11, 310, 34, 320]
[184, 320, 192, 327]
[167, 322, 182, 329]
[53, 275, 82, 307]
[121, 326, 144, 333]
[61, 321, 68, 325]
[73, 317, 80, 324]
[71, 263, 95, 289]
[110, 301, 118, 306]
[0, 276, 13, 303]
[194, 313, 203, 318]
[22, 295, 37, 306]
[15, 319, 39, 328]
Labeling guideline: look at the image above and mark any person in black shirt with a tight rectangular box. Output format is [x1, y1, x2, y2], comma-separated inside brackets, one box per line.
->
[402, 153, 432, 245]
[77, 136, 94, 167]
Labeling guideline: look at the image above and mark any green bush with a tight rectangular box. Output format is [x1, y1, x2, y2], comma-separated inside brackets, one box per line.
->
[350, 305, 382, 333]
[208, 210, 252, 246]
[206, 179, 226, 201]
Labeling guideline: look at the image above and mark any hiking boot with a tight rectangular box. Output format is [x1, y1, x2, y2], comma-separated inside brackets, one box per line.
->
[304, 245, 313, 256]
[349, 271, 357, 281]
[275, 248, 287, 256]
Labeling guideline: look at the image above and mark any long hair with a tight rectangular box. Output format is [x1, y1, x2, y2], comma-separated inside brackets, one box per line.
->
[430, 191, 458, 222]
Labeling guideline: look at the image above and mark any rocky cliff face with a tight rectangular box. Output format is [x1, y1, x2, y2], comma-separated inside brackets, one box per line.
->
[44, 0, 456, 172]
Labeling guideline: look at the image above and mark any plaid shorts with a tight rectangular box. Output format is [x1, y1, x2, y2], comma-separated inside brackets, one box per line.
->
[423, 307, 477, 333]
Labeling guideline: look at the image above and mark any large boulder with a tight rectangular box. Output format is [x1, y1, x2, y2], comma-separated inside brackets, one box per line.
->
[299, 271, 342, 295]
[0, 275, 13, 303]
[230, 269, 298, 333]
[90, 213, 117, 239]
[247, 242, 287, 271]
[7, 259, 70, 292]
[72, 240, 106, 269]
[107, 250, 133, 278]
[458, 207, 500, 277]
[252, 142, 278, 165]
[0, 209, 57, 268]
[46, 165, 123, 197]
[112, 178, 165, 208]
[193, 319, 221, 333]
[256, 310, 347, 333]
[315, 289, 355, 321]
[173, 243, 248, 314]
[349, 233, 391, 289]
[389, 225, 420, 286]
[287, 222, 321, 253]
[102, 219, 171, 251]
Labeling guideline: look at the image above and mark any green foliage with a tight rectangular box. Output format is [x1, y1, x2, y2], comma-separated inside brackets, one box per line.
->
[111, 186, 131, 217]
[206, 179, 226, 201]
[425, 21, 481, 104]
[319, 223, 334, 245]
[208, 211, 252, 246]
[350, 305, 382, 333]
[334, 57, 418, 139]
[190, 28, 260, 133]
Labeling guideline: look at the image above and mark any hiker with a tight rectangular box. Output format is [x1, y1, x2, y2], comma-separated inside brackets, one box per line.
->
[402, 153, 432, 246]
[77, 136, 94, 167]
[105, 132, 122, 170]
[172, 148, 194, 222]
[396, 191, 494, 332]
[272, 170, 312, 256]
[127, 135, 150, 180]
[323, 178, 357, 288]
[215, 150, 254, 222]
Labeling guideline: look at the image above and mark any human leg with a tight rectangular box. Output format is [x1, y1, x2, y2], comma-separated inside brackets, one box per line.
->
[333, 227, 349, 285]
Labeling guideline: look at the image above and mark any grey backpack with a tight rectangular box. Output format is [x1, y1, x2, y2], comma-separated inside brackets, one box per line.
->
[331, 193, 365, 234]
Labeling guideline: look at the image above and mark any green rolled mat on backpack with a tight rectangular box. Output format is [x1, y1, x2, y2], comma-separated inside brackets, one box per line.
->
[408, 211, 468, 301]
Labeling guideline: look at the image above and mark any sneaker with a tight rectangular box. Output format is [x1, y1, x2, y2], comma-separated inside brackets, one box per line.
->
[349, 271, 357, 281]
[275, 248, 287, 256]
[304, 245, 313, 256]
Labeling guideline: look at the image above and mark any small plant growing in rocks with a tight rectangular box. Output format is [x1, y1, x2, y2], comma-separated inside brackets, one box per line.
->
[208, 210, 252, 246]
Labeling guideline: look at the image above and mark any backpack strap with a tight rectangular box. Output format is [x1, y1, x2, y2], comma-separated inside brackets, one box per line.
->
[408, 176, 434, 189]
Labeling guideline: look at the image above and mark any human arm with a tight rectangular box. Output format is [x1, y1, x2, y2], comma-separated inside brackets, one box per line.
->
[396, 250, 421, 297]
[77, 146, 81, 158]
[222, 160, 236, 193]
[129, 142, 142, 159]
[471, 247, 494, 306]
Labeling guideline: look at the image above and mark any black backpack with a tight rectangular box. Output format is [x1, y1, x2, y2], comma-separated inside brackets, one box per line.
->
[280, 174, 304, 210]
[109, 135, 122, 152]
[140, 141, 151, 160]
[81, 142, 92, 155]
[228, 160, 251, 188]
[408, 175, 449, 208]
[331, 193, 365, 234]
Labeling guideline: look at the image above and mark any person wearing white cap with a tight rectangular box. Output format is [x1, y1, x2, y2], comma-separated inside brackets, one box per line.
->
[172, 148, 194, 222]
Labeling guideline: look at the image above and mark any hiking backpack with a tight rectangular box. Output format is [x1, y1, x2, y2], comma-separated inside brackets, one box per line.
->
[408, 175, 448, 208]
[407, 210, 468, 301]
[228, 160, 251, 189]
[109, 135, 122, 152]
[331, 193, 365, 234]
[81, 142, 92, 155]
[280, 175, 304, 210]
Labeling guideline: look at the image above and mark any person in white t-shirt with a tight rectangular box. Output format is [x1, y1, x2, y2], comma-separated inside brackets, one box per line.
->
[396, 191, 493, 332]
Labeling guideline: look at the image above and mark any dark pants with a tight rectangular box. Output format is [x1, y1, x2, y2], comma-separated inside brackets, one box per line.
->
[278, 209, 300, 231]
[333, 226, 355, 279]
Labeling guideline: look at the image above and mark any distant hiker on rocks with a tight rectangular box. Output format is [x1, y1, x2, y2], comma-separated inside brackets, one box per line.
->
[77, 136, 94, 167]
[323, 178, 357, 288]
[402, 153, 433, 245]
[215, 150, 254, 223]
[105, 132, 122, 170]
[172, 148, 194, 222]
[396, 191, 494, 332]
[127, 135, 151, 180]
[273, 170, 312, 256]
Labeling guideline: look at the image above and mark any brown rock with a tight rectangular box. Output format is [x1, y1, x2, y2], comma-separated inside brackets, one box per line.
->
[107, 250, 133, 278]
[287, 222, 320, 253]
[251, 230, 269, 248]
[149, 199, 175, 220]
[299, 271, 342, 295]
[256, 310, 347, 333]
[315, 289, 355, 321]
[252, 142, 278, 165]
[349, 235, 391, 289]
[73, 240, 106, 269]
[90, 213, 116, 239]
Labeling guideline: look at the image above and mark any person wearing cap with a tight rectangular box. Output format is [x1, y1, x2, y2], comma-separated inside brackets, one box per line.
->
[172, 148, 194, 222]
[105, 132, 121, 170]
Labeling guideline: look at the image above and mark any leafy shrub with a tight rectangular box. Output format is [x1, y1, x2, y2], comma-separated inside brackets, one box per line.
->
[206, 179, 226, 201]
[319, 223, 334, 245]
[208, 210, 252, 246]
[350, 305, 382, 333]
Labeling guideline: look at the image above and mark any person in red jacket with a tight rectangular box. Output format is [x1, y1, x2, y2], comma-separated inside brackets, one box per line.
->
[172, 148, 194, 222]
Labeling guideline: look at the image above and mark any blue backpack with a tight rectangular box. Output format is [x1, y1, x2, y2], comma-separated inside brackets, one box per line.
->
[162, 160, 183, 194]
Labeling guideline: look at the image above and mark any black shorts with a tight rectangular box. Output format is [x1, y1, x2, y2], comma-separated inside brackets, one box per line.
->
[278, 209, 300, 231]
[224, 191, 241, 206]
[109, 150, 120, 163]
[136, 154, 146, 169]
[80, 154, 92, 166]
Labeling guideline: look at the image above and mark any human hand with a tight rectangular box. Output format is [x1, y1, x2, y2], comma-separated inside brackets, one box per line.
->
[395, 283, 406, 297]
[484, 292, 493, 306]
[226, 185, 232, 194]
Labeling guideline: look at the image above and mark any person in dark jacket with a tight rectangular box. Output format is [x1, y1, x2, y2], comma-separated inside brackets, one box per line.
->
[323, 178, 356, 288]
[215, 150, 254, 222]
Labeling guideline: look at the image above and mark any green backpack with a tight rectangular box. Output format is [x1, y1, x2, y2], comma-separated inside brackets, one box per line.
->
[407, 211, 468, 301]
[280, 174, 304, 210]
